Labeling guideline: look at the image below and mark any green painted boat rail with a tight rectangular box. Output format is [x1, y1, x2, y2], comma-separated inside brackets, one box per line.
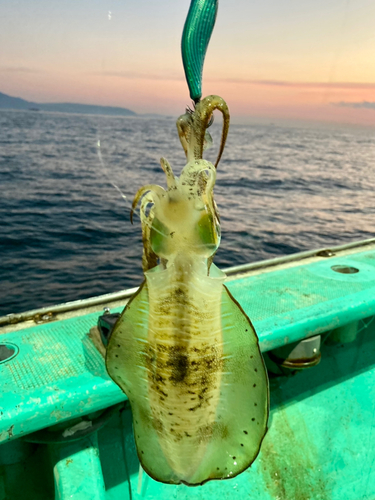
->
[2, 237, 375, 330]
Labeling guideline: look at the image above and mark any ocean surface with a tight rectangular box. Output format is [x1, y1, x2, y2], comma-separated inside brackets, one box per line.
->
[1, 109, 374, 315]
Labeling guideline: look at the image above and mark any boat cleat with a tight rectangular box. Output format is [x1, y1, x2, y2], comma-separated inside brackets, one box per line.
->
[267, 335, 321, 373]
[97, 308, 121, 347]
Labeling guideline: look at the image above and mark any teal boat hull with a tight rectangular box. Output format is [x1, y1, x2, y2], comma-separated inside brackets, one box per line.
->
[1, 239, 375, 499]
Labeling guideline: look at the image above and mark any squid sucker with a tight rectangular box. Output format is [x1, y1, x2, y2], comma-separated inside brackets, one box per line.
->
[105, 95, 269, 486]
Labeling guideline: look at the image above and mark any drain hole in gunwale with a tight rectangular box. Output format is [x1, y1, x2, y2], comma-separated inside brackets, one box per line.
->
[0, 343, 19, 364]
[331, 265, 359, 274]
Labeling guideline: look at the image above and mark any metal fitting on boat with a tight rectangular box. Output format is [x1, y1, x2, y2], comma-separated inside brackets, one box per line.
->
[268, 335, 321, 372]
[97, 309, 121, 347]
[25, 404, 123, 444]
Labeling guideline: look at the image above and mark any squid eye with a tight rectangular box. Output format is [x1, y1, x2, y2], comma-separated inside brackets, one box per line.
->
[150, 218, 169, 255]
[197, 212, 220, 251]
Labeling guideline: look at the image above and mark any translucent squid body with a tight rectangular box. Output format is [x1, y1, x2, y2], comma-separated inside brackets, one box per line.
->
[106, 95, 269, 486]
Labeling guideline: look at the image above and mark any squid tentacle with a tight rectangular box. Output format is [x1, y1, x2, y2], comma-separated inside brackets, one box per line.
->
[195, 95, 230, 167]
[139, 194, 158, 271]
[160, 157, 178, 191]
[176, 95, 230, 168]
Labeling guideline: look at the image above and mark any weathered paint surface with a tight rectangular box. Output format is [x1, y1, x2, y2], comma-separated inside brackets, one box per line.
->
[49, 433, 106, 500]
[258, 409, 330, 500]
[0, 312, 126, 444]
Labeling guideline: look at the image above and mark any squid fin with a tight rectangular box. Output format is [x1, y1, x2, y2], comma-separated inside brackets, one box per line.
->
[187, 282, 269, 484]
[105, 282, 179, 484]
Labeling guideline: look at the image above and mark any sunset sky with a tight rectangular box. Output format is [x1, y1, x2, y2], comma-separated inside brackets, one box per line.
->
[1, 0, 374, 126]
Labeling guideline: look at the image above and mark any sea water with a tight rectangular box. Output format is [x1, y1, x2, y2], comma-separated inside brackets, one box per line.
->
[1, 109, 374, 315]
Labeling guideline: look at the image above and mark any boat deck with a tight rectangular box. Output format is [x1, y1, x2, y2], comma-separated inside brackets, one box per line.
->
[1, 240, 375, 499]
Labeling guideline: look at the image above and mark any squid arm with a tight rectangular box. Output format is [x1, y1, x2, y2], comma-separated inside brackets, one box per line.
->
[176, 95, 230, 168]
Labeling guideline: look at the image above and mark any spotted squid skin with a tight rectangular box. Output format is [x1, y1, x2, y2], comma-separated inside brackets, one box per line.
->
[144, 257, 224, 482]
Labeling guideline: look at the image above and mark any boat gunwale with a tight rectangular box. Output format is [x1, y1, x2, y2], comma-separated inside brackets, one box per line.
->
[1, 237, 375, 330]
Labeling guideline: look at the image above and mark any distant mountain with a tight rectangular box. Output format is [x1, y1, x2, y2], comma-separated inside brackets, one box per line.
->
[0, 91, 136, 116]
[0, 92, 33, 110]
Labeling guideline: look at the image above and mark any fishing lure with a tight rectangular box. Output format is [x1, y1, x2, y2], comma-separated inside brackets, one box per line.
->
[181, 0, 219, 103]
[106, 95, 269, 486]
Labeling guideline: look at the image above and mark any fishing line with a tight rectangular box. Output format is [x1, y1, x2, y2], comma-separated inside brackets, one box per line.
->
[96, 137, 129, 207]
[321, 315, 374, 345]
[322, 0, 351, 104]
[356, 315, 375, 335]
[95, 136, 164, 235]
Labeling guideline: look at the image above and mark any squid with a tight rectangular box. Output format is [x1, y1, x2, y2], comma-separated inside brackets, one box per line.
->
[105, 95, 269, 486]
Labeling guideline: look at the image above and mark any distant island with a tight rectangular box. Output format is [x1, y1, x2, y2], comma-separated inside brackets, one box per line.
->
[0, 91, 136, 117]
